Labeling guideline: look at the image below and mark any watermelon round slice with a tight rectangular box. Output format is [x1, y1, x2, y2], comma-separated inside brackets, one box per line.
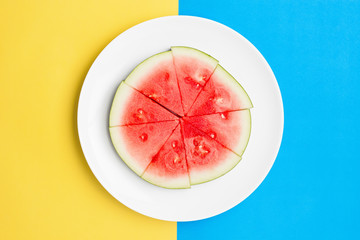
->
[124, 51, 184, 116]
[109, 47, 253, 189]
[184, 110, 251, 157]
[171, 46, 218, 114]
[109, 120, 179, 176]
[181, 120, 241, 185]
[109, 82, 178, 126]
[141, 124, 190, 189]
[187, 65, 253, 116]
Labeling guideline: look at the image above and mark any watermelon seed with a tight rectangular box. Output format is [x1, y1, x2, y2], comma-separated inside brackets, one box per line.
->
[132, 113, 142, 119]
[193, 138, 200, 146]
[209, 132, 216, 139]
[171, 141, 178, 148]
[139, 133, 148, 142]
[197, 144, 210, 157]
[215, 97, 224, 104]
[149, 93, 159, 101]
[137, 108, 144, 114]
[197, 75, 206, 85]
[220, 112, 229, 120]
[184, 76, 192, 83]
[185, 76, 203, 89]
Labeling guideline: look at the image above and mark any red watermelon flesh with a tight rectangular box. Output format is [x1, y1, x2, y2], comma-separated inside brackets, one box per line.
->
[187, 65, 253, 116]
[171, 47, 218, 114]
[180, 120, 241, 185]
[109, 82, 178, 126]
[141, 124, 190, 189]
[125, 51, 184, 116]
[183, 110, 251, 157]
[109, 120, 179, 176]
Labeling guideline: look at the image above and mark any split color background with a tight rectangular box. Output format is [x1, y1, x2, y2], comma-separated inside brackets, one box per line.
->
[0, 0, 359, 239]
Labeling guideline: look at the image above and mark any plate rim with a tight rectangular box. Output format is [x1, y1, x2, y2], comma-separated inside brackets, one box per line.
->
[77, 15, 284, 222]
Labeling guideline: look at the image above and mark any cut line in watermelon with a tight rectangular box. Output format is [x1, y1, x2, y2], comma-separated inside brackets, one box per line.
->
[109, 82, 178, 126]
[124, 51, 184, 116]
[109, 47, 253, 189]
[171, 46, 219, 114]
[109, 120, 179, 176]
[183, 110, 251, 157]
[180, 120, 242, 185]
[187, 65, 253, 116]
[141, 124, 190, 189]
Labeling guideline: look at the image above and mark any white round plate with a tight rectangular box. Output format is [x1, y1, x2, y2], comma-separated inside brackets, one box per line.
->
[77, 16, 284, 222]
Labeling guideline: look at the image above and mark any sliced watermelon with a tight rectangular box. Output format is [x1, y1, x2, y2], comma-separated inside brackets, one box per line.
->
[180, 120, 241, 185]
[187, 65, 253, 116]
[141, 124, 190, 189]
[109, 82, 178, 126]
[125, 51, 184, 116]
[171, 46, 218, 114]
[184, 110, 251, 157]
[109, 47, 254, 189]
[109, 120, 179, 176]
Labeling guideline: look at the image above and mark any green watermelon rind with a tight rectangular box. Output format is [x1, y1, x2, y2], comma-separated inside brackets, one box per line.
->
[191, 156, 242, 186]
[140, 172, 191, 189]
[171, 46, 219, 67]
[214, 64, 253, 109]
[109, 126, 146, 176]
[124, 51, 173, 88]
[109, 81, 127, 127]
[189, 151, 242, 185]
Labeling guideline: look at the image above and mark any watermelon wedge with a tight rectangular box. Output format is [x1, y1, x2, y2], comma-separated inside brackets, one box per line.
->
[187, 65, 253, 116]
[183, 110, 251, 157]
[109, 120, 179, 176]
[124, 51, 184, 116]
[109, 82, 178, 126]
[171, 46, 218, 114]
[181, 120, 242, 185]
[141, 124, 190, 189]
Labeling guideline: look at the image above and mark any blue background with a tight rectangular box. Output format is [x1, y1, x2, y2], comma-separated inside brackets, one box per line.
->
[178, 1, 360, 239]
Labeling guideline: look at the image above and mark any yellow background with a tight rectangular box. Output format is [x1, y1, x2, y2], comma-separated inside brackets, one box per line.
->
[0, 0, 177, 239]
